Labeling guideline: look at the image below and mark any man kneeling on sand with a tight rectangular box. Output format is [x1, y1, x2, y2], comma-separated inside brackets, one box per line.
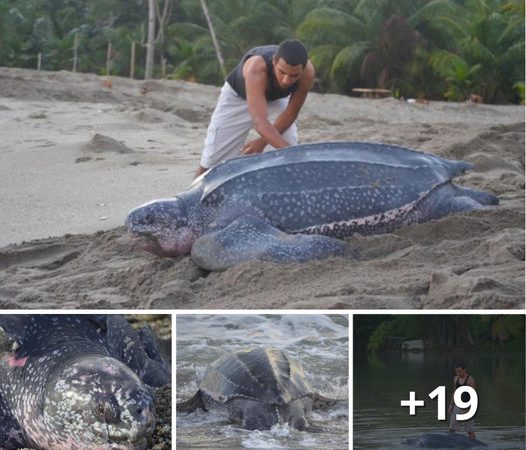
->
[195, 39, 315, 178]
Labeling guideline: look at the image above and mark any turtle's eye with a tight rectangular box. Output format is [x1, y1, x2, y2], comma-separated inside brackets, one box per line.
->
[93, 394, 121, 424]
[144, 213, 155, 225]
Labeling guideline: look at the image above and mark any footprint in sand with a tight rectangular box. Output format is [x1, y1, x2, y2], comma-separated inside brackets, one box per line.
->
[75, 156, 93, 163]
[0, 244, 80, 271]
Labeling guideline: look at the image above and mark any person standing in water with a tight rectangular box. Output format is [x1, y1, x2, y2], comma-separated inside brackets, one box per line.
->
[195, 39, 315, 178]
[448, 362, 477, 439]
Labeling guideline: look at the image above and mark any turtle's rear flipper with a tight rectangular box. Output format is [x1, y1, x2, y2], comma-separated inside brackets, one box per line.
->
[457, 185, 499, 206]
[177, 390, 206, 413]
[191, 216, 354, 271]
[416, 183, 499, 222]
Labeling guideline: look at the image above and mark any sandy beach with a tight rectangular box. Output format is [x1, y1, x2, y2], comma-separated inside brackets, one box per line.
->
[0, 67, 523, 309]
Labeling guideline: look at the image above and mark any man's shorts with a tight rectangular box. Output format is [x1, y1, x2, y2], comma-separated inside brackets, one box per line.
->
[450, 405, 475, 433]
[200, 82, 298, 169]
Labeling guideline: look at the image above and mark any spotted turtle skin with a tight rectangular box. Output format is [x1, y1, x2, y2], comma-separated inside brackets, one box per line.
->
[0, 315, 171, 450]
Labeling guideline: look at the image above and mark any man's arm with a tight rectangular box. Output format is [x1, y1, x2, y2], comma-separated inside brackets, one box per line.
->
[243, 56, 291, 150]
[448, 376, 457, 413]
[242, 59, 315, 154]
[270, 60, 314, 135]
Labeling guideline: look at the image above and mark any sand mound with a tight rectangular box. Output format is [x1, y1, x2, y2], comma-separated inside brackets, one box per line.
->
[84, 133, 135, 154]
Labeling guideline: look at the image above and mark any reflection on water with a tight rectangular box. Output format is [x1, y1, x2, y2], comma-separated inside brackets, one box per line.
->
[354, 350, 525, 449]
[177, 314, 349, 449]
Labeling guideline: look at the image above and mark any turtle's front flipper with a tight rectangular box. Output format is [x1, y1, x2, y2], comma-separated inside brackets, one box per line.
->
[138, 325, 172, 365]
[104, 315, 171, 387]
[191, 216, 354, 271]
[177, 390, 206, 413]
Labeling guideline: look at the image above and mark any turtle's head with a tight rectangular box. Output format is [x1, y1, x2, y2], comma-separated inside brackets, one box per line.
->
[125, 197, 196, 257]
[242, 402, 309, 431]
[242, 402, 281, 430]
[42, 356, 155, 449]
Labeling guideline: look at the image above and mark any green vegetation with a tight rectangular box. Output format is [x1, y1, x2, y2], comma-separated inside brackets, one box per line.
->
[354, 315, 525, 352]
[0, 0, 523, 103]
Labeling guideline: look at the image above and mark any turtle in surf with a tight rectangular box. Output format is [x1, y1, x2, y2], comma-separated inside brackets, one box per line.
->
[177, 347, 342, 431]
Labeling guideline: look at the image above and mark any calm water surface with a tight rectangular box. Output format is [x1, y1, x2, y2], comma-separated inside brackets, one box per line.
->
[176, 314, 349, 449]
[354, 350, 525, 449]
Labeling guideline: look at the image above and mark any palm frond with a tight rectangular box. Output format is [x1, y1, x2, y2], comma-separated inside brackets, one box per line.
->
[297, 7, 364, 46]
[409, 0, 457, 26]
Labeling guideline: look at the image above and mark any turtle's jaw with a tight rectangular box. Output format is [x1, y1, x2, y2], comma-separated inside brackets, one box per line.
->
[128, 227, 195, 257]
[128, 232, 170, 256]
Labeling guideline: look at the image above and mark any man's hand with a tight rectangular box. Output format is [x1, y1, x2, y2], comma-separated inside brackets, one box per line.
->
[241, 138, 267, 155]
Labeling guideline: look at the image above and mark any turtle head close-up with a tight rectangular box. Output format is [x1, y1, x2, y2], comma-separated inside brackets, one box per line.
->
[41, 356, 156, 450]
[125, 197, 196, 257]
[241, 400, 282, 430]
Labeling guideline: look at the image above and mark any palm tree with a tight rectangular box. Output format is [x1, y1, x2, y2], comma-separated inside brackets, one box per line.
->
[414, 0, 525, 102]
[297, 2, 429, 95]
[360, 15, 424, 90]
[168, 0, 317, 84]
[296, 6, 368, 93]
[199, 0, 226, 77]
[166, 21, 222, 84]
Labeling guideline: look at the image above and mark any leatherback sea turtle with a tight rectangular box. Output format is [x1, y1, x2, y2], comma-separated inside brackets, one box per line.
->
[126, 141, 499, 270]
[176, 347, 341, 431]
[0, 315, 171, 450]
[402, 432, 487, 448]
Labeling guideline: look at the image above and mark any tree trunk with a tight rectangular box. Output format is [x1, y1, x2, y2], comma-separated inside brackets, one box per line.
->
[130, 40, 136, 79]
[154, 0, 172, 72]
[199, 0, 226, 77]
[106, 41, 112, 75]
[73, 31, 79, 72]
[145, 0, 156, 79]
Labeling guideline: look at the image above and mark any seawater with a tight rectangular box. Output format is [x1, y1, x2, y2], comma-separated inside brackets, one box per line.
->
[176, 314, 349, 449]
[353, 350, 525, 449]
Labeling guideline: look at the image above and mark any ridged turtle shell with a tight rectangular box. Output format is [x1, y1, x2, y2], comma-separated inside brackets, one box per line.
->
[200, 347, 313, 405]
[197, 141, 473, 232]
